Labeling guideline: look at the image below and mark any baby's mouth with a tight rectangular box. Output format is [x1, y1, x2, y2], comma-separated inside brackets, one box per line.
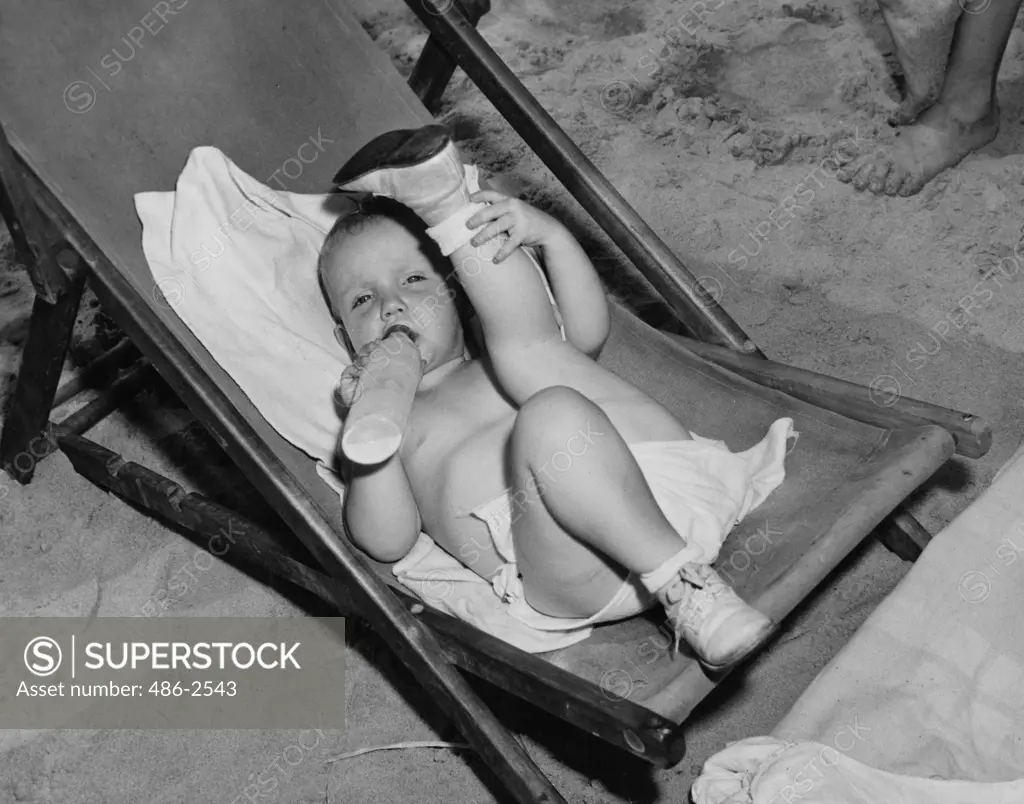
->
[383, 323, 418, 343]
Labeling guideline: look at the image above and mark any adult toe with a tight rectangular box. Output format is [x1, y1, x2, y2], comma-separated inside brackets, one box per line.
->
[883, 166, 908, 196]
[867, 160, 893, 194]
[898, 174, 926, 197]
[836, 158, 863, 183]
[851, 162, 877, 191]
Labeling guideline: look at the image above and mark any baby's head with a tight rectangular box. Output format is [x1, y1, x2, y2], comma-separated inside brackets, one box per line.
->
[318, 195, 468, 371]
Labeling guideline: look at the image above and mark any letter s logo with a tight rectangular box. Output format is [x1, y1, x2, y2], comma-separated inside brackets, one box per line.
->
[24, 637, 63, 677]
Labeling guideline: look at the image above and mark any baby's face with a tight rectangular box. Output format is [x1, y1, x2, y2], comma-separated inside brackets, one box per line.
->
[322, 217, 464, 371]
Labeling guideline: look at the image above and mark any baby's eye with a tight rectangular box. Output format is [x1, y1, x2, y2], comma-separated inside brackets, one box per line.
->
[405, 273, 426, 284]
[352, 293, 371, 309]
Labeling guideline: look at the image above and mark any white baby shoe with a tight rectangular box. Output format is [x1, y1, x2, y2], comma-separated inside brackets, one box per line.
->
[656, 563, 775, 671]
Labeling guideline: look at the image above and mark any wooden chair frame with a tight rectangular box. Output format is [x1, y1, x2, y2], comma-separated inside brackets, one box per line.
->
[0, 2, 990, 802]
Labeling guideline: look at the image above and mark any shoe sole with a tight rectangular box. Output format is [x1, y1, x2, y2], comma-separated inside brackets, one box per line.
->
[333, 124, 452, 186]
[698, 620, 777, 673]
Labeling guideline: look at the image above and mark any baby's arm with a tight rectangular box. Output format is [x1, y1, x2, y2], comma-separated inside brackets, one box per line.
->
[342, 453, 421, 563]
[531, 225, 610, 358]
[335, 342, 422, 563]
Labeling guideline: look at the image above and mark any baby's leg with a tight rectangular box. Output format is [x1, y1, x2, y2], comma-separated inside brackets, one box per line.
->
[509, 386, 776, 670]
[446, 236, 650, 408]
[507, 385, 695, 618]
[446, 239, 698, 456]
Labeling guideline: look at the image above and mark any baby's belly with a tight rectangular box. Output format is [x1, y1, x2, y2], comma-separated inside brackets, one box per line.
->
[407, 417, 515, 579]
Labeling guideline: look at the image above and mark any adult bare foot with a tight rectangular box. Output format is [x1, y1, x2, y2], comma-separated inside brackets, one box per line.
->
[875, 0, 962, 124]
[837, 98, 998, 196]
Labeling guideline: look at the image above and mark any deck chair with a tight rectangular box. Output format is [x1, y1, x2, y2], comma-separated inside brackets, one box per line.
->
[0, 1, 991, 802]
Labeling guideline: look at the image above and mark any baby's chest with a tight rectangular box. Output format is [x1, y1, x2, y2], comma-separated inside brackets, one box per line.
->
[405, 370, 514, 455]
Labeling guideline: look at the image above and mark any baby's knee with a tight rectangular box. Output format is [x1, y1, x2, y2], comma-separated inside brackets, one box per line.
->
[513, 386, 598, 452]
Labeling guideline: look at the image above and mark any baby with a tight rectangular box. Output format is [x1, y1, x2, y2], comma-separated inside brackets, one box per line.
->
[318, 125, 777, 670]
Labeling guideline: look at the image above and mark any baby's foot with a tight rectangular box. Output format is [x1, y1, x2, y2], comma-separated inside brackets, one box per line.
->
[837, 98, 999, 196]
[655, 563, 774, 671]
[333, 124, 471, 227]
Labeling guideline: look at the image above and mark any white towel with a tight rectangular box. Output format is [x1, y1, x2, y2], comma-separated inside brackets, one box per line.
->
[691, 736, 1024, 803]
[137, 146, 348, 466]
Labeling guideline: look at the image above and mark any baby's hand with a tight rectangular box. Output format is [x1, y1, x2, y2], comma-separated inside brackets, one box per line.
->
[333, 331, 423, 408]
[334, 342, 378, 408]
[466, 190, 560, 263]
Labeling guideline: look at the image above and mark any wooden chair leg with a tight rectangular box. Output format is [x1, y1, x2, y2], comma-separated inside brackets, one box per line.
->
[876, 509, 932, 561]
[0, 121, 68, 303]
[0, 250, 86, 483]
[408, 0, 491, 111]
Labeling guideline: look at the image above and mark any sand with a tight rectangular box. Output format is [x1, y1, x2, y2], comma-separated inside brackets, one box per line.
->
[1, 0, 1023, 801]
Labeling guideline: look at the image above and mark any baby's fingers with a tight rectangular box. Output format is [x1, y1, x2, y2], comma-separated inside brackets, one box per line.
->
[466, 199, 510, 229]
[333, 369, 364, 408]
[493, 232, 522, 263]
[470, 214, 515, 249]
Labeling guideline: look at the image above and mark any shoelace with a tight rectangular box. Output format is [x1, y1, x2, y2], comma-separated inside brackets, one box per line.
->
[679, 563, 710, 588]
[665, 576, 706, 656]
[665, 565, 729, 656]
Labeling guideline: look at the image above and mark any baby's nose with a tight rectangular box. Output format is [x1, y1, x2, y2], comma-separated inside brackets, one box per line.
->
[381, 297, 406, 317]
